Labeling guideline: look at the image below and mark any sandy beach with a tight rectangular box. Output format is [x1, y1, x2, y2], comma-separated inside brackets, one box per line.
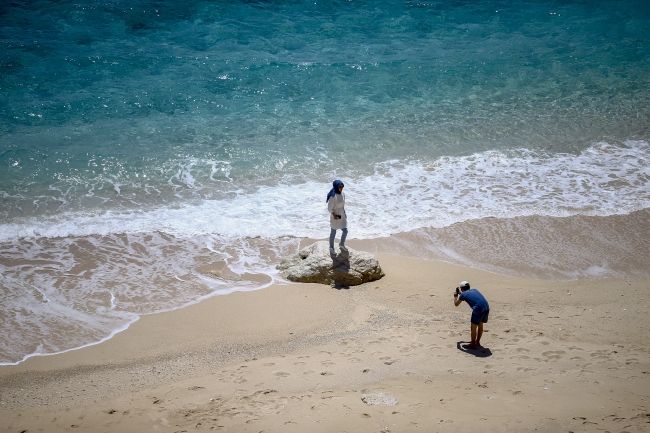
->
[1, 251, 648, 433]
[2, 1, 650, 432]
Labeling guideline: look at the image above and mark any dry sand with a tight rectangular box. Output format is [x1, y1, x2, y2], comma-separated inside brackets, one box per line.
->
[1, 253, 649, 433]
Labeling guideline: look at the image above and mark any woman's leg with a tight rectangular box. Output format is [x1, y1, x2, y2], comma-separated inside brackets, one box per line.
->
[340, 228, 348, 246]
[329, 228, 337, 249]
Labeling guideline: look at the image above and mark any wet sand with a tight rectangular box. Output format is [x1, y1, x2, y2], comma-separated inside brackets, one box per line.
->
[1, 253, 649, 433]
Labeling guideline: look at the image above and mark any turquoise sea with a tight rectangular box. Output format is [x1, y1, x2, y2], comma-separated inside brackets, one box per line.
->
[1, 0, 649, 364]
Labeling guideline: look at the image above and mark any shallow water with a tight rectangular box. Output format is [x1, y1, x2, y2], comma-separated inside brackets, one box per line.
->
[1, 0, 649, 363]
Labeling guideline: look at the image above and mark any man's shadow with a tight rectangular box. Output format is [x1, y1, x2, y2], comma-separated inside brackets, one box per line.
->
[456, 341, 492, 357]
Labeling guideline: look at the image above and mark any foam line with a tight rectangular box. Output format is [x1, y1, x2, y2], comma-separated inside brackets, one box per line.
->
[0, 270, 281, 365]
[0, 317, 139, 367]
[0, 141, 648, 242]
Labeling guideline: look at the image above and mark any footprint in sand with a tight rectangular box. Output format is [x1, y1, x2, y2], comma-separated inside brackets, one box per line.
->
[320, 371, 333, 376]
[516, 367, 537, 372]
[263, 363, 276, 367]
[348, 358, 362, 363]
[573, 416, 598, 425]
[542, 350, 565, 361]
[321, 360, 336, 366]
[274, 372, 290, 378]
[303, 370, 315, 375]
[589, 351, 610, 360]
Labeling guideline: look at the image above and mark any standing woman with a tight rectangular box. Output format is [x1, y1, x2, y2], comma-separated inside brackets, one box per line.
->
[326, 180, 348, 254]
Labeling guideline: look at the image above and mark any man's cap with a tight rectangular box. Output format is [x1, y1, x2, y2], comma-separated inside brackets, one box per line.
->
[459, 281, 470, 290]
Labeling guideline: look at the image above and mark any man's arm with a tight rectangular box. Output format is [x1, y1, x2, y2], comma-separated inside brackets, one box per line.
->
[454, 293, 463, 307]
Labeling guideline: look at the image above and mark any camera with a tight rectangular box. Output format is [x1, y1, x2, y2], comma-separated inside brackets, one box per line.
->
[334, 214, 341, 219]
[455, 287, 460, 295]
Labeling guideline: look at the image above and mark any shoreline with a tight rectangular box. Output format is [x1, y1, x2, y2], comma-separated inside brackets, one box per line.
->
[1, 253, 648, 432]
[3, 206, 650, 364]
[1, 207, 649, 366]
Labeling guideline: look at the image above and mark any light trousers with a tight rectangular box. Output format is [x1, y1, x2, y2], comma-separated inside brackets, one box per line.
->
[329, 228, 348, 248]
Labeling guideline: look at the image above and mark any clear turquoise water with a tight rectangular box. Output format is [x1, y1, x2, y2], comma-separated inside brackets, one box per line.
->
[2, 0, 649, 216]
[1, 0, 649, 363]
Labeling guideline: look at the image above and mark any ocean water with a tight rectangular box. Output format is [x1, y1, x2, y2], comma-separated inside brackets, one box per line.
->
[1, 0, 649, 364]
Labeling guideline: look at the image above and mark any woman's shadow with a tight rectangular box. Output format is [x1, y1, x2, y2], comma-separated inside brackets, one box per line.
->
[456, 341, 492, 357]
[329, 249, 352, 290]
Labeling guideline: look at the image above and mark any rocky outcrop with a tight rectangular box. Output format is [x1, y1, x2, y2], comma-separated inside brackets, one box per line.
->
[276, 241, 385, 286]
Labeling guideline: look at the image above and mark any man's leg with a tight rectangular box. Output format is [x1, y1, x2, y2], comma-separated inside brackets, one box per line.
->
[469, 323, 478, 348]
[476, 322, 484, 346]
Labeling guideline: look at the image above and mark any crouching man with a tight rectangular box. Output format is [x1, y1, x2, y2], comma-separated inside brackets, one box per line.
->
[453, 281, 490, 349]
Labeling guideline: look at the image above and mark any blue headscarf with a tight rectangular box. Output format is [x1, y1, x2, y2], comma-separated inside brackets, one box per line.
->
[326, 180, 344, 202]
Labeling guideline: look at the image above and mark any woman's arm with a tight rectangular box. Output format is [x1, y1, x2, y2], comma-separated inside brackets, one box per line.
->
[327, 197, 339, 218]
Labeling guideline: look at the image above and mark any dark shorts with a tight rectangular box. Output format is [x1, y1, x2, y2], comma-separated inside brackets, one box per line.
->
[471, 309, 489, 325]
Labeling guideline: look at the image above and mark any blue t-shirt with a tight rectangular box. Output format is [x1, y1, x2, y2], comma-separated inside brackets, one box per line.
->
[459, 289, 489, 312]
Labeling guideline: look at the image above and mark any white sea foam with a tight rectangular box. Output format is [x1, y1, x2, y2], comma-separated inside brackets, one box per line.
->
[0, 141, 648, 242]
[0, 270, 139, 365]
[0, 234, 298, 364]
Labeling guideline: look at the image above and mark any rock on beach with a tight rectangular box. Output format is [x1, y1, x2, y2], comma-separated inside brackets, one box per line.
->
[276, 241, 385, 286]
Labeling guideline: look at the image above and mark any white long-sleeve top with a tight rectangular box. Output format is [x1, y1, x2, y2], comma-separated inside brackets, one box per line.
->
[327, 192, 347, 230]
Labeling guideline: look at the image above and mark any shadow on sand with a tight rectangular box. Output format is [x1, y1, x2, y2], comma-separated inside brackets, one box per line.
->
[456, 341, 492, 357]
[329, 249, 352, 290]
